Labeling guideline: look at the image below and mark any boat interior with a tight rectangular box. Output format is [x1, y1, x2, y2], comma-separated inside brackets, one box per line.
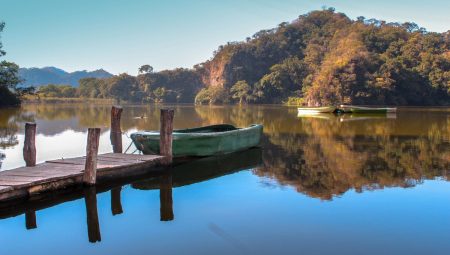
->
[175, 124, 239, 133]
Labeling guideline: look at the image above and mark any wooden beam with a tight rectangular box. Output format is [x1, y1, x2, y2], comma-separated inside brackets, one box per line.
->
[23, 123, 37, 167]
[160, 109, 174, 164]
[110, 106, 123, 153]
[83, 128, 101, 185]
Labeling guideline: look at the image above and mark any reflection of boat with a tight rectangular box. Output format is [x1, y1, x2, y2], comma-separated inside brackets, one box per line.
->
[297, 106, 336, 114]
[297, 113, 334, 120]
[131, 124, 263, 157]
[340, 105, 397, 114]
[339, 113, 397, 122]
[132, 148, 262, 190]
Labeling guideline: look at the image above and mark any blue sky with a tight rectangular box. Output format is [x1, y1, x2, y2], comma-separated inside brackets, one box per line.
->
[0, 0, 449, 74]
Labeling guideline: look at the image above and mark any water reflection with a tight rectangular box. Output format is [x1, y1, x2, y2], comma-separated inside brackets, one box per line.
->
[0, 104, 449, 200]
[0, 148, 263, 243]
[257, 114, 449, 200]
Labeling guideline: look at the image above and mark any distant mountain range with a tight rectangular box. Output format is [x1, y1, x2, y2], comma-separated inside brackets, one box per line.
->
[19, 67, 113, 87]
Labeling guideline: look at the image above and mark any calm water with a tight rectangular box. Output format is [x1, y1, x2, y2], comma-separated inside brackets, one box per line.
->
[0, 104, 449, 255]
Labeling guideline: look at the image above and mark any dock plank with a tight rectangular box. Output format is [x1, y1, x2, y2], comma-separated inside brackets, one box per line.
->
[0, 153, 167, 199]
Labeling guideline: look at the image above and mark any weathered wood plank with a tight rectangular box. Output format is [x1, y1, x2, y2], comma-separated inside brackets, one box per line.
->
[160, 109, 174, 164]
[83, 128, 101, 185]
[110, 106, 123, 154]
[48, 158, 145, 166]
[99, 153, 162, 161]
[0, 152, 168, 201]
[23, 123, 37, 167]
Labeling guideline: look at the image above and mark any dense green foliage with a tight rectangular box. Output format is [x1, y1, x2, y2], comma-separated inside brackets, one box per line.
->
[0, 22, 24, 107]
[195, 86, 229, 105]
[32, 9, 450, 105]
[198, 8, 449, 105]
[37, 84, 77, 98]
[38, 68, 203, 103]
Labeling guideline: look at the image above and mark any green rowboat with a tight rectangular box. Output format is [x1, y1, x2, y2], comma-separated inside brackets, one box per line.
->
[130, 124, 263, 157]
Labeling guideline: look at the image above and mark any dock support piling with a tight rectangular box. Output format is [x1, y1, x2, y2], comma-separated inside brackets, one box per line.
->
[83, 128, 101, 185]
[160, 109, 174, 164]
[110, 106, 123, 153]
[23, 123, 36, 167]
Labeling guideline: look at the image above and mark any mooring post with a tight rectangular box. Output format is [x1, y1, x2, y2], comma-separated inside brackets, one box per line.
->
[83, 128, 101, 185]
[159, 173, 174, 221]
[160, 109, 174, 164]
[111, 187, 123, 215]
[23, 122, 36, 167]
[84, 186, 101, 243]
[25, 211, 37, 230]
[110, 106, 123, 153]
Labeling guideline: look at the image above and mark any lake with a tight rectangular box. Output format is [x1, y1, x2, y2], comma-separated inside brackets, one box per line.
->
[0, 104, 449, 255]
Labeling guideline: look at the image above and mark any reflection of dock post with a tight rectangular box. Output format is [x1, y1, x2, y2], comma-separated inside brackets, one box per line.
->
[160, 174, 174, 221]
[23, 122, 37, 167]
[25, 211, 37, 229]
[160, 109, 174, 164]
[111, 187, 123, 215]
[110, 106, 123, 153]
[84, 186, 101, 243]
[83, 128, 101, 185]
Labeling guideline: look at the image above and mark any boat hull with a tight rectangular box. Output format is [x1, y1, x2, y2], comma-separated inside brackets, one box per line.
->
[131, 124, 263, 157]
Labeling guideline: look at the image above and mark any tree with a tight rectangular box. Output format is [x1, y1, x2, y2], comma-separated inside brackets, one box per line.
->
[195, 86, 229, 105]
[138, 65, 153, 74]
[230, 80, 251, 104]
[0, 22, 24, 107]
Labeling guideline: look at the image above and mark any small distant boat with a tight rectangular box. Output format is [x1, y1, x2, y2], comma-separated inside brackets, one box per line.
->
[297, 106, 336, 114]
[340, 105, 397, 114]
[130, 124, 263, 157]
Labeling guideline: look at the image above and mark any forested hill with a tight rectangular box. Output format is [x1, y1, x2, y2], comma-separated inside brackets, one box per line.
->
[19, 67, 113, 87]
[36, 9, 450, 105]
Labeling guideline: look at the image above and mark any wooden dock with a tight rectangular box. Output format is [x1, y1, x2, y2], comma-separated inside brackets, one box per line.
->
[0, 106, 175, 202]
[0, 153, 167, 201]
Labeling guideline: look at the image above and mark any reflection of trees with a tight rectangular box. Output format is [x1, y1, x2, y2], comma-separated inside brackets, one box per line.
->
[194, 106, 449, 199]
[0, 108, 34, 149]
[255, 117, 449, 200]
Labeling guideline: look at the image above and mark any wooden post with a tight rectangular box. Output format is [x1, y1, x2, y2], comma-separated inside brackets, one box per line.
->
[110, 106, 123, 153]
[160, 109, 174, 163]
[23, 123, 36, 167]
[159, 173, 174, 221]
[111, 187, 123, 215]
[84, 186, 101, 243]
[83, 128, 101, 185]
[25, 211, 37, 229]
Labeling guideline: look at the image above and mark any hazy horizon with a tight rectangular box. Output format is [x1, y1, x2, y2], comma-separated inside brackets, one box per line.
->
[1, 0, 449, 75]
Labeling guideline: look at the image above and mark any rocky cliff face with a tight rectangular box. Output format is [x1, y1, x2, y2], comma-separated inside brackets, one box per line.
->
[199, 50, 231, 88]
[198, 42, 282, 90]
